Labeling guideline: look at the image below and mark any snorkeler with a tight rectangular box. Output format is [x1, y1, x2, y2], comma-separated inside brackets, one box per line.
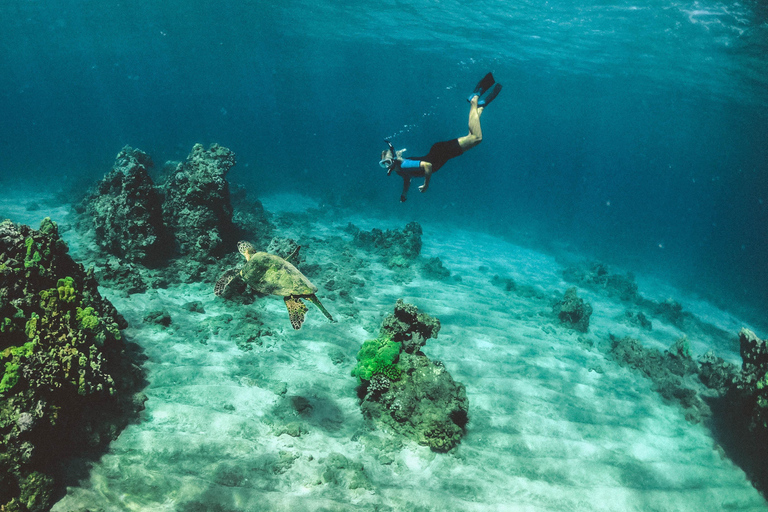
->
[380, 72, 502, 202]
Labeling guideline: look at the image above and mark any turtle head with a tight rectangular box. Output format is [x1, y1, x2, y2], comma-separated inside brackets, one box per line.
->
[237, 241, 257, 262]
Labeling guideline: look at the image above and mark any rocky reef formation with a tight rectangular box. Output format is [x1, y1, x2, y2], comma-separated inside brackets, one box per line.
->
[0, 218, 144, 512]
[162, 143, 238, 261]
[346, 222, 422, 266]
[344, 222, 455, 284]
[352, 300, 469, 452]
[603, 335, 709, 423]
[597, 327, 768, 496]
[562, 261, 734, 343]
[84, 146, 169, 265]
[80, 144, 273, 292]
[552, 287, 593, 333]
[563, 262, 638, 302]
[736, 328, 768, 432]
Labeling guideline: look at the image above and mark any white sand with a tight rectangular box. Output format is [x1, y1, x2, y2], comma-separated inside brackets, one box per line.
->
[3, 192, 765, 511]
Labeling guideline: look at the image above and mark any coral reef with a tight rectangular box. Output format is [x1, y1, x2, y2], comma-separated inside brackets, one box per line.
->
[83, 146, 169, 265]
[346, 222, 422, 264]
[162, 143, 238, 261]
[737, 328, 768, 431]
[354, 300, 468, 452]
[80, 144, 276, 295]
[419, 256, 452, 281]
[0, 218, 144, 512]
[603, 335, 707, 422]
[562, 262, 638, 301]
[552, 287, 592, 333]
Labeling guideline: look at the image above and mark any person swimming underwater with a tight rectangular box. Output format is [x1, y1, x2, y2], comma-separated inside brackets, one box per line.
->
[380, 72, 502, 202]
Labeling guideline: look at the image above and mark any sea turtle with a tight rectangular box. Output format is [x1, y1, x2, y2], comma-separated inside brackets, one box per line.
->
[215, 241, 335, 330]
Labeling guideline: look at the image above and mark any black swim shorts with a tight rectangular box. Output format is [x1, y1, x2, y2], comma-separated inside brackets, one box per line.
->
[411, 138, 464, 173]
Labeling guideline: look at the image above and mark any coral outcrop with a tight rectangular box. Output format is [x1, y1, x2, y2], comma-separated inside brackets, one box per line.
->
[552, 287, 592, 332]
[0, 218, 144, 512]
[84, 146, 168, 265]
[346, 222, 422, 265]
[737, 328, 768, 431]
[604, 335, 707, 422]
[562, 262, 638, 302]
[162, 143, 238, 261]
[353, 300, 468, 452]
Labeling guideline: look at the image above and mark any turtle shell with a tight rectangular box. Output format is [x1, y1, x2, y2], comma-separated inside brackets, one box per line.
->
[240, 252, 317, 297]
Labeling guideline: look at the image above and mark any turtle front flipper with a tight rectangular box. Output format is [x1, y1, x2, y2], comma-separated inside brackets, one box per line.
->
[284, 296, 309, 330]
[307, 294, 335, 323]
[215, 269, 241, 297]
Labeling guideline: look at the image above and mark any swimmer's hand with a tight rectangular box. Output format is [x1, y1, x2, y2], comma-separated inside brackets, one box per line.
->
[400, 195, 407, 203]
[418, 184, 428, 193]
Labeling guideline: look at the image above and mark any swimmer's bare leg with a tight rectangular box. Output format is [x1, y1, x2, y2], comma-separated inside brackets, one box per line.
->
[418, 162, 433, 193]
[458, 96, 483, 151]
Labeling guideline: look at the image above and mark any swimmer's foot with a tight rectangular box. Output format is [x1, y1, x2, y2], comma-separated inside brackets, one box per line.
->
[478, 83, 502, 107]
[468, 72, 495, 102]
[400, 195, 407, 202]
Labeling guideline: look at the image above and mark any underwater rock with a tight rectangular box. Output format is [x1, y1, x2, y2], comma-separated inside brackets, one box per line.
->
[0, 218, 144, 512]
[230, 184, 274, 248]
[320, 452, 372, 490]
[736, 328, 768, 431]
[352, 300, 468, 452]
[653, 298, 685, 327]
[266, 236, 300, 261]
[379, 298, 441, 354]
[622, 310, 653, 331]
[346, 221, 422, 263]
[562, 262, 638, 302]
[604, 335, 707, 422]
[697, 350, 738, 396]
[84, 146, 169, 265]
[162, 143, 238, 261]
[419, 256, 452, 281]
[552, 287, 593, 333]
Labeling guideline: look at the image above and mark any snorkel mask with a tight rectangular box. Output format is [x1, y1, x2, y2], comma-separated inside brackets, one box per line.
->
[379, 140, 398, 175]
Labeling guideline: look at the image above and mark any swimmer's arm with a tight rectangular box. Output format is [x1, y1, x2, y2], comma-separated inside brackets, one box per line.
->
[400, 176, 411, 202]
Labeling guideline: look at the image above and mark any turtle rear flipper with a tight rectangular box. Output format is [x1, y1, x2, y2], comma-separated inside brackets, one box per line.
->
[284, 296, 309, 330]
[307, 294, 335, 323]
[214, 268, 241, 297]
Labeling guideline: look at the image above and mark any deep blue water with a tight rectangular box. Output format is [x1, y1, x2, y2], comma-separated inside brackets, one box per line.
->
[1, 0, 767, 323]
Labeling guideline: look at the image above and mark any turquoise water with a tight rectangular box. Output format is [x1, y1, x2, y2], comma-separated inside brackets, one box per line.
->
[1, 0, 767, 318]
[1, 2, 768, 509]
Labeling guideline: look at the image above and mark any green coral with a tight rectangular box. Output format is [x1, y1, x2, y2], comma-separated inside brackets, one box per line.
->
[0, 361, 21, 394]
[24, 237, 42, 269]
[24, 313, 39, 339]
[76, 307, 100, 331]
[57, 276, 77, 303]
[352, 335, 402, 382]
[372, 362, 402, 381]
[0, 342, 34, 394]
[38, 217, 58, 236]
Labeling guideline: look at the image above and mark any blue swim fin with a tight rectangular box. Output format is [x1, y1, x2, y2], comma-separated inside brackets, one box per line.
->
[478, 83, 502, 107]
[467, 72, 495, 102]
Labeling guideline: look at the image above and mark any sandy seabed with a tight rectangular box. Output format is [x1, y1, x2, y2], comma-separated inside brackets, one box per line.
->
[2, 191, 766, 512]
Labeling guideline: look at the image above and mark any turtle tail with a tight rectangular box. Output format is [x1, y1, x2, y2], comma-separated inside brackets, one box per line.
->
[307, 294, 336, 323]
[284, 296, 309, 330]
